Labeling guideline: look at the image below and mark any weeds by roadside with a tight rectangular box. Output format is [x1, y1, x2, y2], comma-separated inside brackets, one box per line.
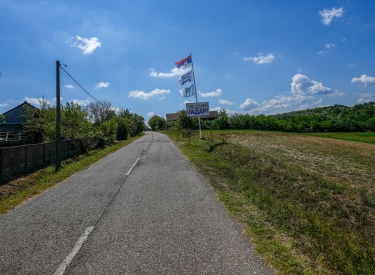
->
[166, 129, 375, 275]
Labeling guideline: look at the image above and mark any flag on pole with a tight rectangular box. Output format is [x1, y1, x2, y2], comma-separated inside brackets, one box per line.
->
[179, 70, 193, 85]
[175, 55, 192, 68]
[180, 83, 196, 98]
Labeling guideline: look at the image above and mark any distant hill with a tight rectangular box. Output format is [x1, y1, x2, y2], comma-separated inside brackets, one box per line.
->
[217, 102, 375, 132]
[273, 102, 375, 121]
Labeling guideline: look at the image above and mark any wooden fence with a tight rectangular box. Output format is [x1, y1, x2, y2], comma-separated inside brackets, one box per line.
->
[0, 139, 82, 185]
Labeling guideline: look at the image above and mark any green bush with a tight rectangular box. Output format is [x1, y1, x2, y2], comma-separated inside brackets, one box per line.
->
[116, 118, 128, 140]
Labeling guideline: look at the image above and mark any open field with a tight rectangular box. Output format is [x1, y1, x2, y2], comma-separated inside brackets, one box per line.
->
[166, 130, 375, 274]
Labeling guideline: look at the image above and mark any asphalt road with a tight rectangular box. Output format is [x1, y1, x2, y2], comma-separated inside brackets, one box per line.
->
[0, 131, 274, 274]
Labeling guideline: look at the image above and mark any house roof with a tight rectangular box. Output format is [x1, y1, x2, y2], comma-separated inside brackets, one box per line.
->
[166, 111, 218, 122]
[1, 101, 38, 116]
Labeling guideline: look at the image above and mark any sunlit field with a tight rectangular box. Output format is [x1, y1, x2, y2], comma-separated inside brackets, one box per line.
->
[167, 130, 375, 274]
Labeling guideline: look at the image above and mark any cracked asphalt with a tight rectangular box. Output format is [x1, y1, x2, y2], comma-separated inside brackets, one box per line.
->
[0, 132, 274, 274]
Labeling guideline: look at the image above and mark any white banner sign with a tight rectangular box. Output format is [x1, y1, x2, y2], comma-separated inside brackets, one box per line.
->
[186, 102, 210, 117]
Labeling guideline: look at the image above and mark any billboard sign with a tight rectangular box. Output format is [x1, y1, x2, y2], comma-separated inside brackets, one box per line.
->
[186, 102, 210, 117]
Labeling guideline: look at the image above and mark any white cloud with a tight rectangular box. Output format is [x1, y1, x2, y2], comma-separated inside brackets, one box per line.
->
[159, 96, 165, 100]
[357, 93, 374, 103]
[219, 99, 234, 105]
[147, 112, 155, 117]
[149, 67, 188, 78]
[240, 74, 336, 115]
[72, 36, 101, 54]
[64, 84, 74, 89]
[24, 97, 40, 105]
[318, 51, 326, 55]
[0, 103, 9, 107]
[95, 82, 110, 89]
[72, 99, 90, 106]
[291, 74, 331, 95]
[261, 94, 312, 113]
[298, 98, 324, 110]
[210, 107, 236, 115]
[319, 7, 344, 26]
[244, 53, 275, 64]
[325, 43, 335, 48]
[233, 52, 239, 55]
[351, 74, 375, 87]
[128, 88, 170, 100]
[326, 90, 346, 97]
[199, 89, 223, 98]
[239, 98, 260, 111]
[110, 106, 121, 113]
[52, 97, 63, 102]
[297, 67, 303, 73]
[24, 97, 51, 106]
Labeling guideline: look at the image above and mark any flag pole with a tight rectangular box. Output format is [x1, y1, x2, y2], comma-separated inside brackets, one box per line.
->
[190, 52, 202, 139]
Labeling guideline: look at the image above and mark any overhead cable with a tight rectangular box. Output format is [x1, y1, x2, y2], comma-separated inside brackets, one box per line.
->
[59, 65, 100, 103]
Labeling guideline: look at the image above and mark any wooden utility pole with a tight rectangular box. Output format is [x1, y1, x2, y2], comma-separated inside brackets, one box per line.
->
[56, 60, 61, 168]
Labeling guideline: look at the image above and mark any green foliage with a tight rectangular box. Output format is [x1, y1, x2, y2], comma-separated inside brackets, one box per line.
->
[22, 96, 56, 143]
[21, 97, 144, 145]
[148, 115, 166, 131]
[131, 113, 145, 136]
[87, 100, 116, 126]
[124, 118, 137, 137]
[100, 119, 117, 144]
[116, 109, 145, 137]
[175, 110, 196, 138]
[212, 109, 230, 130]
[214, 102, 375, 133]
[176, 110, 194, 130]
[61, 102, 93, 139]
[116, 118, 128, 140]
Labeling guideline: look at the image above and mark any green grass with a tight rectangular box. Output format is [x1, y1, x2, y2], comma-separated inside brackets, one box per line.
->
[0, 135, 143, 214]
[166, 129, 375, 275]
[303, 131, 375, 144]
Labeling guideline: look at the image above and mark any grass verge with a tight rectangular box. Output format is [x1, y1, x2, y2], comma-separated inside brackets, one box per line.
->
[166, 129, 375, 275]
[0, 134, 143, 214]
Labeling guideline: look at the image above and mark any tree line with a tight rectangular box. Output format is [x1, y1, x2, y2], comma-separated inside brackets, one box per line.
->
[148, 102, 375, 133]
[22, 97, 145, 148]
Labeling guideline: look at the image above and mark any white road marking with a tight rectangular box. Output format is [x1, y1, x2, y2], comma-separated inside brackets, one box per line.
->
[144, 143, 150, 151]
[126, 158, 140, 176]
[54, 226, 94, 275]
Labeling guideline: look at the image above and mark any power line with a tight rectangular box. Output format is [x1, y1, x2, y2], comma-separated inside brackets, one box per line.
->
[59, 65, 100, 103]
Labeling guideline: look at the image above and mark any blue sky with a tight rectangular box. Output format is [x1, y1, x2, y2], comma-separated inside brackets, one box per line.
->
[1, 0, 375, 122]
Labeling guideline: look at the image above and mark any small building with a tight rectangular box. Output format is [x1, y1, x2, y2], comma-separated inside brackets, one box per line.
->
[166, 111, 218, 123]
[0, 101, 38, 134]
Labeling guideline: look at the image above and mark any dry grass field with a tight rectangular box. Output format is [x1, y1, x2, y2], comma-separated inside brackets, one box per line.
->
[167, 130, 375, 274]
[226, 132, 375, 194]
